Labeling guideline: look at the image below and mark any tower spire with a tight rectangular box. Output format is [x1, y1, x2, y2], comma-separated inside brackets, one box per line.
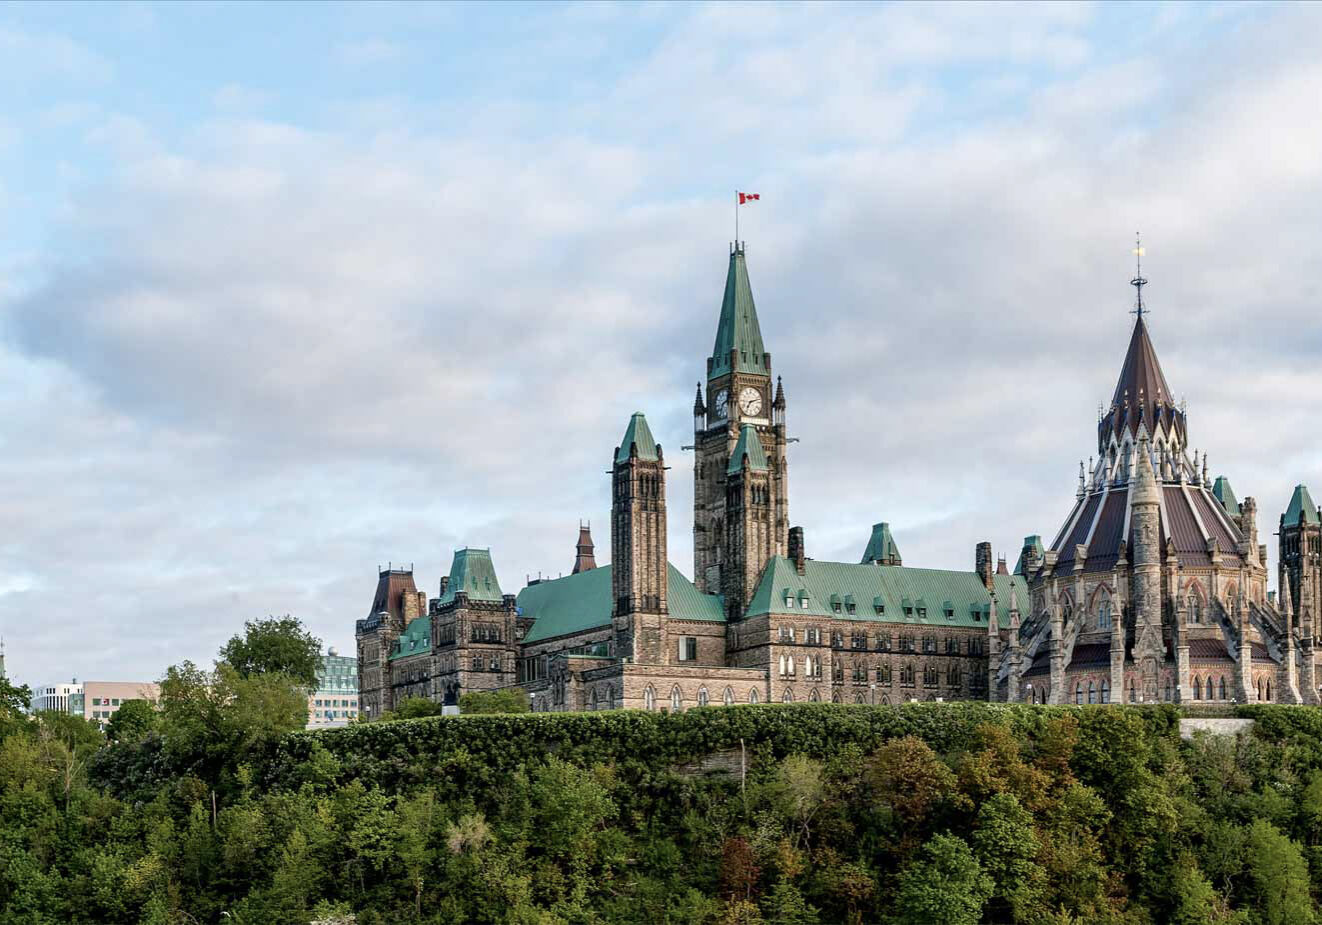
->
[1131, 233, 1147, 319]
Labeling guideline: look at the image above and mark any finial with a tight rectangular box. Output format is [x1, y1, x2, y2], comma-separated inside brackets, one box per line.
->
[1130, 233, 1148, 319]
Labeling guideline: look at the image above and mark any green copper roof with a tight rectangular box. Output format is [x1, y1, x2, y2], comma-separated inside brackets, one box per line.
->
[519, 563, 724, 644]
[437, 548, 504, 606]
[615, 412, 659, 464]
[1284, 484, 1320, 526]
[709, 246, 767, 378]
[389, 614, 431, 661]
[861, 522, 901, 564]
[745, 556, 1027, 629]
[1212, 476, 1240, 516]
[727, 424, 769, 474]
[1013, 535, 1044, 575]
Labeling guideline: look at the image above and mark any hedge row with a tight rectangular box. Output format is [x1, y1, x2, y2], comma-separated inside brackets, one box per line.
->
[265, 702, 1183, 794]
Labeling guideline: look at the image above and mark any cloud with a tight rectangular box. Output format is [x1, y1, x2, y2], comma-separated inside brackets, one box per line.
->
[2, 2, 1321, 686]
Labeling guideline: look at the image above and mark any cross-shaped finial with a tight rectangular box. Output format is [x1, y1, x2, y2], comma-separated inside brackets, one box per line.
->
[1130, 232, 1148, 319]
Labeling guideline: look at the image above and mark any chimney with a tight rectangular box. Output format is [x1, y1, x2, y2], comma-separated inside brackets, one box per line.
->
[572, 521, 598, 574]
[976, 541, 994, 591]
[996, 556, 1009, 575]
[788, 526, 806, 575]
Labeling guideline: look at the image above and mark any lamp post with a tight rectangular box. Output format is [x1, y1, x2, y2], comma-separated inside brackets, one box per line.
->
[870, 682, 876, 705]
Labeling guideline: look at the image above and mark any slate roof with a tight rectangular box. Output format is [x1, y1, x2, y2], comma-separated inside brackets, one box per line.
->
[727, 424, 769, 474]
[518, 563, 724, 644]
[1099, 316, 1185, 449]
[437, 548, 504, 606]
[709, 245, 768, 378]
[745, 556, 1027, 629]
[615, 412, 659, 464]
[1069, 643, 1112, 667]
[1045, 483, 1245, 574]
[1284, 484, 1320, 526]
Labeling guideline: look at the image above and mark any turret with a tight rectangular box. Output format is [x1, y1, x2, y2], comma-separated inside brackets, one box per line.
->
[611, 412, 668, 663]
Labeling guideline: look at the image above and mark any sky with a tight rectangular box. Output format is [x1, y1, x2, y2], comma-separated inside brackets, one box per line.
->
[3, 1, 1321, 689]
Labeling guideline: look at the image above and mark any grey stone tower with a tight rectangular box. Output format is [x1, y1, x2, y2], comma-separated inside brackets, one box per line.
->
[611, 412, 668, 665]
[693, 243, 789, 595]
[1130, 429, 1165, 703]
[723, 424, 777, 620]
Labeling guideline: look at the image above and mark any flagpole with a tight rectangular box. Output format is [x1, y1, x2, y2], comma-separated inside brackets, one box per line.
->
[734, 190, 738, 246]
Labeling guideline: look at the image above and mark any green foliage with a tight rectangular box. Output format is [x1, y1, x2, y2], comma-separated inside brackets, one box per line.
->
[104, 699, 158, 744]
[219, 615, 324, 688]
[892, 833, 992, 925]
[459, 688, 530, 714]
[389, 696, 445, 720]
[5, 698, 1322, 923]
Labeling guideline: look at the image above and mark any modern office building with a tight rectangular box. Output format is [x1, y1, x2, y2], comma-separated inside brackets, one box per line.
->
[307, 648, 359, 728]
[32, 681, 82, 714]
[82, 681, 161, 727]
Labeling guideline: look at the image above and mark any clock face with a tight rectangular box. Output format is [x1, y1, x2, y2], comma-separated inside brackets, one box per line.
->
[738, 386, 762, 416]
[713, 389, 729, 419]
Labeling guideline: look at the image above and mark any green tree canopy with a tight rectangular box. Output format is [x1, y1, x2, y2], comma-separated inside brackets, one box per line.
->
[892, 833, 993, 925]
[105, 698, 158, 743]
[459, 688, 529, 714]
[218, 615, 323, 688]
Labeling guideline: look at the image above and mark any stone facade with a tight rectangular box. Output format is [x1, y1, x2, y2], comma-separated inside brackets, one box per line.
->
[356, 244, 1322, 716]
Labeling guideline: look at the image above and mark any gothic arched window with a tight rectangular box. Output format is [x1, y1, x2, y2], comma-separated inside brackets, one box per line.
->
[1128, 679, 1136, 703]
[1193, 678, 1202, 700]
[1101, 679, 1110, 704]
[643, 686, 655, 711]
[1088, 681, 1096, 704]
[1075, 682, 1083, 705]
[1218, 677, 1227, 700]
[749, 688, 760, 705]
[1098, 598, 1112, 630]
[671, 685, 683, 712]
[698, 687, 709, 707]
[855, 693, 866, 704]
[1164, 678, 1172, 702]
[723, 686, 734, 706]
[832, 691, 841, 703]
[809, 688, 820, 702]
[782, 688, 794, 703]
[1189, 595, 1201, 624]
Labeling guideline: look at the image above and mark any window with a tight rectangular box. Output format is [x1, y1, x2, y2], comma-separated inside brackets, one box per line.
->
[944, 608, 955, 621]
[644, 686, 656, 710]
[947, 664, 961, 687]
[779, 626, 796, 643]
[1076, 682, 1084, 705]
[1088, 681, 1096, 704]
[922, 636, 936, 654]
[489, 657, 500, 671]
[111, 698, 120, 706]
[1128, 679, 1136, 703]
[1165, 679, 1172, 702]
[1189, 595, 1201, 624]
[806, 628, 821, 645]
[799, 594, 810, 610]
[809, 688, 821, 702]
[472, 657, 483, 671]
[878, 664, 892, 684]
[92, 698, 102, 706]
[1218, 677, 1227, 700]
[831, 631, 844, 648]
[723, 687, 735, 706]
[832, 601, 842, 614]
[877, 634, 891, 652]
[1101, 679, 1110, 704]
[678, 636, 698, 661]
[917, 607, 927, 619]
[833, 662, 844, 682]
[900, 635, 915, 653]
[846, 599, 856, 615]
[923, 666, 938, 686]
[901, 664, 915, 686]
[945, 637, 959, 655]
[969, 637, 985, 656]
[874, 601, 886, 616]
[851, 631, 867, 649]
[1194, 678, 1202, 700]
[782, 688, 795, 703]
[749, 688, 760, 704]
[698, 687, 709, 707]
[1098, 599, 1112, 630]
[852, 662, 865, 682]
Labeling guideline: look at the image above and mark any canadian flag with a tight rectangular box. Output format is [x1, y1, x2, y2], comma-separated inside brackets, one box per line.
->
[738, 192, 760, 205]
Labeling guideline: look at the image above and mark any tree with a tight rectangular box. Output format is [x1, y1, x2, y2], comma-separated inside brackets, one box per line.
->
[866, 735, 963, 833]
[219, 616, 323, 688]
[106, 699, 158, 743]
[892, 833, 992, 925]
[1243, 819, 1316, 925]
[459, 688, 529, 714]
[971, 792, 1043, 922]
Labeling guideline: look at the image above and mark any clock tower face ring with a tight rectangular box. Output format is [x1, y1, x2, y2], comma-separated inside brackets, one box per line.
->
[738, 386, 762, 416]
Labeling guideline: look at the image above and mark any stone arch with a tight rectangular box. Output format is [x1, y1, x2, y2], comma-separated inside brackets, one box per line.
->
[670, 685, 683, 712]
[831, 691, 841, 703]
[749, 688, 760, 705]
[697, 686, 709, 707]
[880, 694, 890, 705]
[855, 692, 866, 704]
[808, 688, 820, 702]
[782, 688, 794, 703]
[1194, 677, 1202, 700]
[643, 685, 656, 711]
[590, 688, 599, 711]
[722, 686, 735, 706]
